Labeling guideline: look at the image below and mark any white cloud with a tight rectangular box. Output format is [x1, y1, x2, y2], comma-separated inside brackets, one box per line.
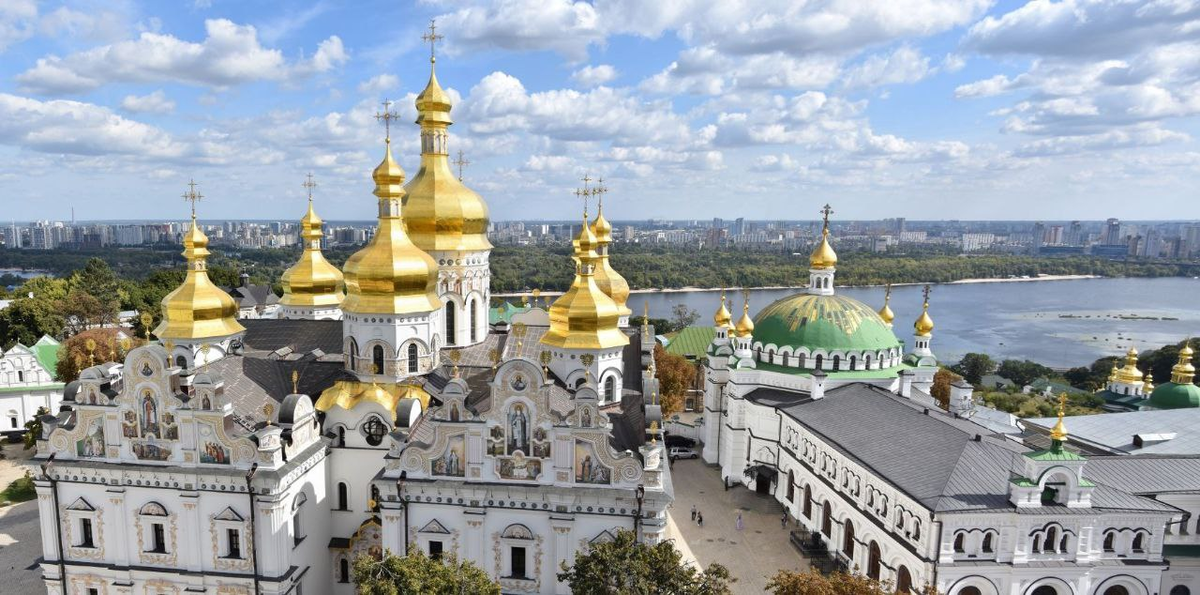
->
[358, 74, 400, 94]
[120, 90, 176, 114]
[0, 0, 37, 52]
[1013, 124, 1189, 157]
[0, 93, 183, 156]
[841, 46, 931, 89]
[439, 0, 603, 61]
[38, 6, 129, 43]
[16, 19, 346, 94]
[571, 64, 617, 87]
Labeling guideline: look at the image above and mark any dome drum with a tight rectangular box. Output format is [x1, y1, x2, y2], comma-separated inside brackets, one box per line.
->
[750, 293, 903, 364]
[752, 342, 904, 373]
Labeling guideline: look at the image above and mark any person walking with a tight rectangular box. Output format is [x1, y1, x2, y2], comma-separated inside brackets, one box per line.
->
[696, 511, 704, 527]
[691, 504, 697, 522]
[735, 511, 744, 532]
[781, 513, 788, 529]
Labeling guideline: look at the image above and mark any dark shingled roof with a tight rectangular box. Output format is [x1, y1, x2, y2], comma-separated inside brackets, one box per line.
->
[240, 319, 344, 355]
[754, 383, 1171, 514]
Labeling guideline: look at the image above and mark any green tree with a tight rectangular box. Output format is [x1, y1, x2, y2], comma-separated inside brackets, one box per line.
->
[352, 546, 499, 595]
[23, 406, 49, 449]
[0, 294, 66, 347]
[630, 316, 671, 333]
[558, 529, 733, 594]
[70, 257, 121, 309]
[669, 304, 700, 333]
[949, 353, 995, 385]
[996, 359, 1057, 388]
[767, 568, 938, 595]
[653, 344, 696, 417]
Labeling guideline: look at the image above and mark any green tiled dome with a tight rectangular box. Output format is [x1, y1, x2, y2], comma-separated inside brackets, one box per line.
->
[752, 293, 902, 354]
[1149, 382, 1200, 409]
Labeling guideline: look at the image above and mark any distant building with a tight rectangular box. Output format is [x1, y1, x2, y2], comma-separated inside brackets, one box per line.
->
[0, 335, 63, 434]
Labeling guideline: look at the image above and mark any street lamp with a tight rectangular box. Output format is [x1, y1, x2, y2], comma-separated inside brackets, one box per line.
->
[634, 484, 646, 543]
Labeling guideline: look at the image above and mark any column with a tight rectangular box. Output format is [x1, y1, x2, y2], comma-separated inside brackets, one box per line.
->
[550, 518, 574, 595]
[108, 488, 131, 567]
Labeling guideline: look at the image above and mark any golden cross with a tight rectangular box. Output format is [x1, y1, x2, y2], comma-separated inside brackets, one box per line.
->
[302, 173, 317, 201]
[422, 19, 443, 63]
[292, 370, 299, 394]
[592, 176, 607, 210]
[182, 179, 203, 219]
[922, 284, 932, 305]
[820, 204, 833, 226]
[453, 150, 470, 181]
[1057, 392, 1068, 417]
[884, 283, 892, 301]
[574, 187, 590, 217]
[375, 98, 398, 142]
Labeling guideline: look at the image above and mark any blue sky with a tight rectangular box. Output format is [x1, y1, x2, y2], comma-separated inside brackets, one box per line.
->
[0, 0, 1198, 222]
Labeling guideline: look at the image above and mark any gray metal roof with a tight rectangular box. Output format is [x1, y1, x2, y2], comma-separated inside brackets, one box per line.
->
[1026, 408, 1200, 455]
[1080, 455, 1200, 495]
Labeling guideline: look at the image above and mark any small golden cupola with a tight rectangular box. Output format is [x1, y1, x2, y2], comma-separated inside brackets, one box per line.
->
[734, 300, 755, 338]
[714, 291, 733, 330]
[809, 204, 838, 270]
[402, 27, 491, 253]
[914, 290, 934, 337]
[541, 213, 629, 351]
[280, 174, 345, 318]
[588, 181, 632, 324]
[155, 183, 245, 344]
[1115, 347, 1144, 384]
[878, 283, 895, 327]
[341, 137, 441, 315]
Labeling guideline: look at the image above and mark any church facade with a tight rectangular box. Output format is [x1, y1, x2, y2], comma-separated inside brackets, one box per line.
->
[32, 40, 665, 595]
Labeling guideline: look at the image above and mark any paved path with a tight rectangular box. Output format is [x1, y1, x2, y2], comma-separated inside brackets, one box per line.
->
[0, 442, 43, 592]
[665, 458, 809, 594]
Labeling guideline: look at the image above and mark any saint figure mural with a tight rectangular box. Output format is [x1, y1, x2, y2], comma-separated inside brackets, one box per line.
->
[140, 392, 160, 437]
[508, 404, 529, 454]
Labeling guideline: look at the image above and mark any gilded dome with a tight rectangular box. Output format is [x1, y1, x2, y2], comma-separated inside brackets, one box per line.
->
[591, 209, 613, 244]
[1115, 347, 1143, 383]
[734, 302, 755, 338]
[878, 289, 895, 325]
[402, 63, 492, 253]
[155, 218, 245, 341]
[914, 307, 934, 337]
[342, 142, 442, 314]
[590, 206, 631, 314]
[713, 293, 733, 329]
[281, 200, 345, 307]
[541, 217, 629, 350]
[315, 380, 431, 420]
[1149, 344, 1200, 409]
[752, 293, 902, 353]
[810, 230, 838, 269]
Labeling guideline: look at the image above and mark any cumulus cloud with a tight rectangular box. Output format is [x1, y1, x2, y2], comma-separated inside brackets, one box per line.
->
[571, 64, 617, 87]
[0, 0, 37, 52]
[0, 93, 183, 156]
[358, 74, 399, 94]
[120, 90, 176, 114]
[841, 46, 931, 89]
[16, 19, 347, 94]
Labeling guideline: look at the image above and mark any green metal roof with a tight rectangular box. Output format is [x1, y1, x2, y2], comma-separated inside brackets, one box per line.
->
[665, 326, 716, 360]
[1149, 381, 1200, 409]
[1026, 448, 1086, 462]
[751, 292, 901, 354]
[489, 302, 532, 325]
[0, 382, 64, 394]
[32, 335, 60, 380]
[752, 359, 914, 379]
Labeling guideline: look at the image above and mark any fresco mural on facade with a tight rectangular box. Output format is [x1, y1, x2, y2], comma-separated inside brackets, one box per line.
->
[497, 452, 541, 481]
[198, 421, 230, 464]
[574, 440, 611, 484]
[432, 435, 465, 477]
[507, 403, 530, 454]
[75, 417, 105, 458]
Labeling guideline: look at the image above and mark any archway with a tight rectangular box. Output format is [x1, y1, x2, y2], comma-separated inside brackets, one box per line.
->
[867, 541, 881, 580]
[821, 501, 832, 537]
[407, 344, 419, 373]
[803, 485, 812, 518]
[896, 566, 912, 594]
[842, 518, 855, 558]
[372, 345, 385, 376]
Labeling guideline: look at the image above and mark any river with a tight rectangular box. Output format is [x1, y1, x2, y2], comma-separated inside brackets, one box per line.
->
[516, 277, 1200, 369]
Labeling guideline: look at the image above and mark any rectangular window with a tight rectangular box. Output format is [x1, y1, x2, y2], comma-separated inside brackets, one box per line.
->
[429, 540, 443, 561]
[151, 522, 166, 553]
[80, 518, 94, 548]
[87, 589, 98, 595]
[293, 513, 303, 547]
[511, 546, 527, 578]
[226, 528, 241, 559]
[9, 417, 16, 428]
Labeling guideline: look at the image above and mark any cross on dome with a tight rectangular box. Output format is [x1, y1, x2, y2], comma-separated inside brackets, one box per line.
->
[422, 19, 444, 63]
[922, 284, 932, 305]
[303, 172, 318, 201]
[182, 179, 203, 219]
[819, 204, 833, 232]
[375, 98, 398, 142]
[592, 176, 608, 208]
[453, 150, 470, 181]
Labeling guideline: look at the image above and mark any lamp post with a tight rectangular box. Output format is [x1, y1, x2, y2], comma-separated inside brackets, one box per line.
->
[634, 484, 646, 543]
[396, 470, 410, 553]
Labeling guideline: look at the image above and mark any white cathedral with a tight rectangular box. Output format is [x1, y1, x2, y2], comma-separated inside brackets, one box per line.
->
[701, 214, 1199, 595]
[31, 47, 667, 595]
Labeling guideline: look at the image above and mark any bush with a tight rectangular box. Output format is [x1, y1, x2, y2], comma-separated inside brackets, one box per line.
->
[2, 471, 37, 503]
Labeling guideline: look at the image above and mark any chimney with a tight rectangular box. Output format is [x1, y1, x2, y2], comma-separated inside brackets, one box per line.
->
[810, 369, 827, 400]
[240, 272, 250, 287]
[898, 369, 913, 398]
[950, 380, 974, 415]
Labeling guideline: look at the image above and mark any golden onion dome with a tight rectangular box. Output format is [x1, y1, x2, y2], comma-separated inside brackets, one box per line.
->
[314, 379, 431, 421]
[281, 199, 345, 307]
[734, 302, 755, 337]
[914, 302, 934, 337]
[1049, 394, 1069, 442]
[402, 59, 492, 253]
[714, 293, 733, 329]
[810, 229, 838, 269]
[155, 216, 245, 341]
[541, 216, 629, 350]
[590, 206, 631, 315]
[1172, 343, 1196, 384]
[342, 141, 442, 314]
[878, 289, 895, 325]
[1115, 347, 1144, 383]
[1143, 371, 1155, 392]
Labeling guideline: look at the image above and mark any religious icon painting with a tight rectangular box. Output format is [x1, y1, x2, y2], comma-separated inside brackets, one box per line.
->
[506, 403, 530, 455]
[133, 440, 172, 461]
[140, 391, 160, 437]
[497, 452, 541, 481]
[198, 422, 230, 464]
[574, 439, 611, 485]
[121, 410, 138, 438]
[509, 372, 528, 392]
[75, 417, 105, 458]
[140, 361, 153, 377]
[432, 435, 465, 477]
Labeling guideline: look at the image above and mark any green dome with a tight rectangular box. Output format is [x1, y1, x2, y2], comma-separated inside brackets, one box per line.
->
[752, 293, 902, 354]
[1149, 382, 1200, 409]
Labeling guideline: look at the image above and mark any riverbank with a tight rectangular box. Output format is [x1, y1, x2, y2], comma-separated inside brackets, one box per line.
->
[492, 273, 1108, 298]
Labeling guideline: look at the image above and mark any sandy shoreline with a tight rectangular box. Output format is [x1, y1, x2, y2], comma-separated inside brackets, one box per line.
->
[492, 274, 1105, 298]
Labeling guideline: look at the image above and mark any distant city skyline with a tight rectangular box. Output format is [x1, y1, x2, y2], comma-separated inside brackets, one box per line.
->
[1, 1, 1198, 221]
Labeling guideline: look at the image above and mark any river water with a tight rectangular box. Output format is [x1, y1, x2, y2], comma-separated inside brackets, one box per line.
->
[606, 277, 1199, 368]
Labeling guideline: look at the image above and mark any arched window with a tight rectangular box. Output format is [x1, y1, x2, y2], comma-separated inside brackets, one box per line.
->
[815, 354, 824, 370]
[362, 416, 388, 447]
[349, 339, 359, 369]
[337, 482, 348, 511]
[768, 349, 775, 364]
[953, 532, 965, 553]
[445, 303, 457, 346]
[291, 492, 307, 546]
[849, 355, 857, 370]
[867, 541, 881, 580]
[786, 470, 795, 502]
[1059, 533, 1069, 553]
[1132, 532, 1145, 552]
[407, 344, 419, 374]
[175, 355, 186, 369]
[895, 566, 912, 594]
[1170, 586, 1191, 595]
[1043, 527, 1057, 552]
[1103, 531, 1115, 552]
[982, 532, 994, 553]
[372, 345, 385, 376]
[339, 558, 350, 583]
[799, 353, 806, 368]
[912, 520, 921, 540]
[336, 426, 345, 447]
[842, 518, 855, 557]
[469, 297, 478, 342]
[803, 485, 812, 519]
[821, 501, 832, 537]
[865, 354, 871, 369]
[17, 370, 23, 382]
[605, 376, 617, 403]
[832, 355, 840, 371]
